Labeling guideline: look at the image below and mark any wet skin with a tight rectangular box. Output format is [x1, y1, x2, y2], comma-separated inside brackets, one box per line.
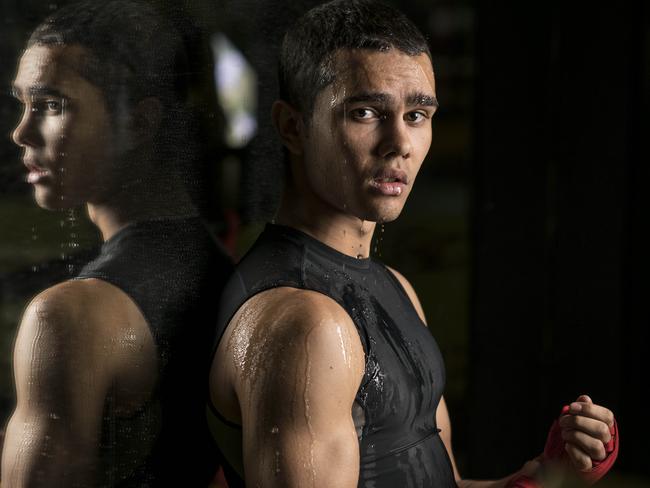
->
[12, 44, 123, 210]
[2, 44, 158, 487]
[274, 49, 437, 258]
[211, 47, 618, 488]
[210, 50, 449, 488]
[299, 49, 438, 224]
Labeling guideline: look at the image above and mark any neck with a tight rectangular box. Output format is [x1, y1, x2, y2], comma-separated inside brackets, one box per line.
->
[87, 177, 197, 241]
[276, 185, 376, 259]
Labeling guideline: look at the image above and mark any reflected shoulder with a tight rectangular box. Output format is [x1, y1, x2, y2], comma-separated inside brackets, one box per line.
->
[19, 278, 151, 363]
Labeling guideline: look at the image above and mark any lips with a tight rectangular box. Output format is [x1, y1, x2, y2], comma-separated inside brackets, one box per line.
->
[24, 161, 52, 184]
[369, 167, 408, 196]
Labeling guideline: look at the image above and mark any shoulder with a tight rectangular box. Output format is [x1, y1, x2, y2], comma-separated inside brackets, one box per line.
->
[13, 281, 115, 405]
[20, 280, 100, 345]
[22, 279, 140, 337]
[227, 287, 365, 386]
[17, 279, 151, 371]
[384, 265, 427, 324]
[243, 287, 357, 342]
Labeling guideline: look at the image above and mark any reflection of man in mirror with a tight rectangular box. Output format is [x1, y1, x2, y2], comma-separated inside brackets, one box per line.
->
[208, 1, 618, 487]
[2, 1, 233, 486]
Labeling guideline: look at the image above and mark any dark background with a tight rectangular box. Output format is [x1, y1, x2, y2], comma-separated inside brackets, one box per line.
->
[0, 0, 647, 484]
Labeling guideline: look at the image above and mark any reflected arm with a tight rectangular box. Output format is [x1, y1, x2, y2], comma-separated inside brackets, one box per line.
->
[1, 284, 109, 487]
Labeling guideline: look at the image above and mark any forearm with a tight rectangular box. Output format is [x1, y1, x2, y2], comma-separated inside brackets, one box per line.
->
[1, 412, 96, 488]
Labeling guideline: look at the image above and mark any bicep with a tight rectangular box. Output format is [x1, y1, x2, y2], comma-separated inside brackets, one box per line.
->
[1, 295, 109, 486]
[235, 292, 364, 488]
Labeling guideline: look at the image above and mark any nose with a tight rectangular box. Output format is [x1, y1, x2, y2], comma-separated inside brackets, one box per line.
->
[12, 109, 39, 148]
[377, 116, 412, 159]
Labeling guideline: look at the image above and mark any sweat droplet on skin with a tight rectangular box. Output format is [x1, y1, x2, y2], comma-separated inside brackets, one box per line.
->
[359, 219, 371, 234]
[373, 223, 385, 256]
[336, 325, 348, 366]
[302, 330, 316, 487]
[329, 92, 338, 108]
[336, 325, 353, 369]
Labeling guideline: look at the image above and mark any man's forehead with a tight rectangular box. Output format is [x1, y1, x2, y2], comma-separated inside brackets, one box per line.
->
[330, 48, 436, 97]
[13, 44, 88, 94]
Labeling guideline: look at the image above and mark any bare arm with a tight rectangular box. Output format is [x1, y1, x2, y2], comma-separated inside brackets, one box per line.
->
[1, 280, 156, 487]
[222, 288, 366, 488]
[1, 284, 110, 487]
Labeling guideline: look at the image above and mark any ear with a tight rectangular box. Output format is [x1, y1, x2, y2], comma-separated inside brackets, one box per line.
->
[271, 99, 303, 155]
[132, 97, 163, 141]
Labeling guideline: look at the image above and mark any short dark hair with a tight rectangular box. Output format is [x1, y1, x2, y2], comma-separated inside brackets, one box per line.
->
[279, 0, 432, 120]
[27, 0, 187, 115]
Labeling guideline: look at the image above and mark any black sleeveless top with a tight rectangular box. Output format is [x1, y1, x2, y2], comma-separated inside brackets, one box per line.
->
[77, 217, 233, 487]
[209, 224, 457, 488]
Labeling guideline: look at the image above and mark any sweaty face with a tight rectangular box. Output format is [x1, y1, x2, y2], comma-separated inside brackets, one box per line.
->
[12, 44, 120, 210]
[301, 49, 437, 223]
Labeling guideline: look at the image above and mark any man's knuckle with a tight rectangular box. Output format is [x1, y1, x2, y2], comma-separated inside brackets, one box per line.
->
[579, 459, 592, 471]
[593, 445, 607, 461]
[598, 423, 610, 439]
[571, 452, 591, 471]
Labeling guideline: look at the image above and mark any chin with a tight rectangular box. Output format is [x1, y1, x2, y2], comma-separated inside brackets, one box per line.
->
[358, 202, 405, 223]
[34, 188, 77, 210]
[373, 212, 402, 224]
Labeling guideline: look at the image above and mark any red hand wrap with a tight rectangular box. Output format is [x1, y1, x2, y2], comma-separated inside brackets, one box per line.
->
[543, 405, 619, 484]
[506, 406, 619, 488]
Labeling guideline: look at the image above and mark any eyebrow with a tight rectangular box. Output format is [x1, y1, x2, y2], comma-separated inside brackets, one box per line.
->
[407, 93, 438, 108]
[11, 85, 67, 100]
[342, 91, 439, 109]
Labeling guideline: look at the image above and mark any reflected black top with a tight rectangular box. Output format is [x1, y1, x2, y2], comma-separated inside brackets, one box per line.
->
[77, 217, 233, 487]
[209, 223, 457, 488]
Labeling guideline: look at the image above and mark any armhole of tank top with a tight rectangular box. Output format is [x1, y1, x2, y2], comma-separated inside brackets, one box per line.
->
[380, 263, 428, 328]
[300, 246, 372, 361]
[210, 270, 248, 361]
[207, 399, 242, 429]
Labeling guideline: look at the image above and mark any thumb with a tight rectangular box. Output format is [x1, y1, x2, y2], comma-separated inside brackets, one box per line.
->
[576, 394, 592, 404]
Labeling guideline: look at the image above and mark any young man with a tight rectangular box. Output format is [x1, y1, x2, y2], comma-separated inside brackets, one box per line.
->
[208, 1, 618, 487]
[2, 1, 233, 486]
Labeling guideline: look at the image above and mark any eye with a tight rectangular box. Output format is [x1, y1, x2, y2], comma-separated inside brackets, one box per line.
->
[30, 99, 64, 115]
[350, 107, 379, 121]
[405, 111, 428, 124]
[46, 100, 61, 111]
